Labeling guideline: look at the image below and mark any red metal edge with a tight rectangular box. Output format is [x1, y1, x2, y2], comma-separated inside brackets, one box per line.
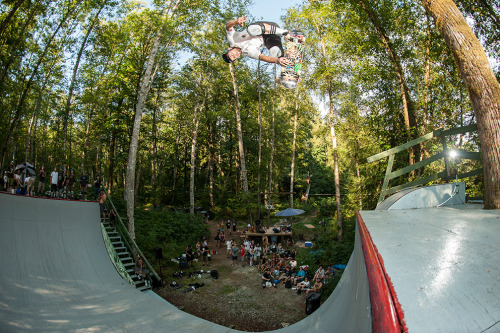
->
[356, 211, 408, 333]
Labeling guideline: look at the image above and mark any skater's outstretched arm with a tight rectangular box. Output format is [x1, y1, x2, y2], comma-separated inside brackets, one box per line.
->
[226, 16, 247, 31]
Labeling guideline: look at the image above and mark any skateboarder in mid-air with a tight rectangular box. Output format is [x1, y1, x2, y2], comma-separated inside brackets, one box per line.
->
[222, 16, 292, 66]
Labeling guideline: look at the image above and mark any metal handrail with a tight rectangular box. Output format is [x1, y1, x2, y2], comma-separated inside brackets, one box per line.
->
[102, 187, 160, 282]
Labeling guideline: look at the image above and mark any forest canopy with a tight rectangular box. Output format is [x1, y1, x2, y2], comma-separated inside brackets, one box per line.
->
[1, 0, 499, 234]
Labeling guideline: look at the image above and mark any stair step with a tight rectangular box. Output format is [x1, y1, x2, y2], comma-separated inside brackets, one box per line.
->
[114, 246, 127, 253]
[121, 257, 133, 264]
[117, 251, 129, 258]
[111, 242, 123, 247]
[138, 285, 151, 292]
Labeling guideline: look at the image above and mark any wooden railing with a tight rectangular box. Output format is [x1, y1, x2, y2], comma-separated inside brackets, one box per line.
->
[367, 124, 482, 204]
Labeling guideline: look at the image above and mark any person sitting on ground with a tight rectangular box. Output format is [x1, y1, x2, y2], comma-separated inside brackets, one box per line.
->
[313, 265, 325, 282]
[262, 269, 276, 288]
[279, 266, 293, 284]
[296, 277, 310, 294]
[306, 278, 323, 296]
[325, 265, 336, 279]
[293, 266, 306, 285]
[289, 258, 297, 273]
[222, 16, 292, 66]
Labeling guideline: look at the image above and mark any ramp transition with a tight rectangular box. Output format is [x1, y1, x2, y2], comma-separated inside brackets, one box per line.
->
[2, 189, 498, 332]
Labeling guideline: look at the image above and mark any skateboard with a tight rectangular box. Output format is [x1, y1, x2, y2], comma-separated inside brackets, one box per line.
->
[279, 30, 306, 89]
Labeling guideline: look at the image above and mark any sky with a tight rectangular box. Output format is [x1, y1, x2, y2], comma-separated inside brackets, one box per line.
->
[247, 0, 303, 27]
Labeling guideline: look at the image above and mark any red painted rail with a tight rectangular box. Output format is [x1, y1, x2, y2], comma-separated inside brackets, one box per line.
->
[357, 211, 408, 333]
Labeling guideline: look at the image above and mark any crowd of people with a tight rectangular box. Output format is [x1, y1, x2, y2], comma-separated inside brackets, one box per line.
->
[181, 220, 337, 296]
[2, 161, 103, 201]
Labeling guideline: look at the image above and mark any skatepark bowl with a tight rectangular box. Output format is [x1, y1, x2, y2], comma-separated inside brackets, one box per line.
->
[1, 182, 499, 332]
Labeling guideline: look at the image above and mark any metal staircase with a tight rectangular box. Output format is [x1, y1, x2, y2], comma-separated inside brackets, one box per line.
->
[102, 220, 152, 292]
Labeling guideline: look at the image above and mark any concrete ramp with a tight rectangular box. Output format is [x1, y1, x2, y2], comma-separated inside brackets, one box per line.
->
[3, 189, 497, 332]
[0, 193, 374, 332]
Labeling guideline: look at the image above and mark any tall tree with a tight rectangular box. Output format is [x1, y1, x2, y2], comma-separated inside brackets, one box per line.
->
[125, 0, 181, 239]
[422, 0, 500, 209]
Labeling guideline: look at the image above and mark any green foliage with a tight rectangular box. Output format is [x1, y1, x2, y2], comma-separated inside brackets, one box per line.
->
[134, 208, 208, 263]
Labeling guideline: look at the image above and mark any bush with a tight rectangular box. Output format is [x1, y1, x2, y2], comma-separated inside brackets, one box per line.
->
[134, 209, 208, 265]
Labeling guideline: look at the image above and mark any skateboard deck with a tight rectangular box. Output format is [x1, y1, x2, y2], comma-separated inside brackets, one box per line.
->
[280, 30, 305, 89]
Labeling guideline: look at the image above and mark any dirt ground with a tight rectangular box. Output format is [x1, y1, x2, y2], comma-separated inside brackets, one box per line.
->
[154, 220, 311, 331]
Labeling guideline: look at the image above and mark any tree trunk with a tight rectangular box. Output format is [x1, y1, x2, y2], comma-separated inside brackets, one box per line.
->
[358, 0, 420, 167]
[422, 0, 500, 209]
[290, 86, 300, 208]
[0, 0, 26, 39]
[208, 120, 215, 209]
[62, 4, 104, 168]
[125, 0, 181, 239]
[0, 1, 81, 170]
[229, 63, 249, 195]
[189, 100, 205, 215]
[257, 60, 263, 214]
[328, 86, 342, 240]
[267, 65, 277, 225]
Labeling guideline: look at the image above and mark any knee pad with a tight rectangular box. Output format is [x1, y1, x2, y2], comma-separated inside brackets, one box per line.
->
[247, 23, 264, 36]
[269, 46, 282, 58]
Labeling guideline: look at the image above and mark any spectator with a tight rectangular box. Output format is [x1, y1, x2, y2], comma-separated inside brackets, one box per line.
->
[202, 242, 209, 266]
[6, 161, 15, 193]
[67, 169, 76, 198]
[293, 266, 306, 285]
[262, 269, 276, 288]
[232, 221, 237, 234]
[296, 277, 310, 294]
[219, 231, 225, 249]
[98, 190, 107, 221]
[108, 208, 117, 231]
[14, 169, 22, 192]
[50, 167, 58, 198]
[79, 171, 88, 200]
[226, 220, 231, 235]
[289, 258, 297, 272]
[231, 242, 239, 266]
[248, 245, 255, 267]
[57, 167, 64, 197]
[325, 265, 336, 279]
[240, 243, 246, 267]
[306, 278, 323, 296]
[254, 242, 261, 264]
[93, 175, 102, 200]
[26, 173, 35, 196]
[3, 171, 7, 191]
[226, 239, 232, 259]
[37, 165, 45, 196]
[313, 265, 325, 282]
